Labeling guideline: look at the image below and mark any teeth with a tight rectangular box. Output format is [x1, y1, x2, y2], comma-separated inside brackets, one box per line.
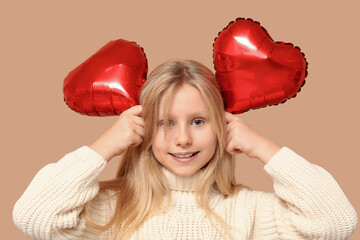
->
[172, 152, 197, 158]
[174, 154, 192, 158]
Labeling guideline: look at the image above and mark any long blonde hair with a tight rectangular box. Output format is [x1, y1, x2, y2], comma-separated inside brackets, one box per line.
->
[84, 59, 245, 239]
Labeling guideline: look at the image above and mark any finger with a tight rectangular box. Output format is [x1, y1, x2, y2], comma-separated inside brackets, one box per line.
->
[132, 115, 145, 127]
[127, 105, 142, 116]
[226, 123, 231, 134]
[130, 134, 143, 147]
[226, 121, 233, 135]
[226, 140, 243, 155]
[132, 123, 145, 138]
[232, 149, 243, 155]
[226, 133, 233, 145]
[224, 111, 235, 124]
[226, 120, 237, 134]
[225, 141, 236, 155]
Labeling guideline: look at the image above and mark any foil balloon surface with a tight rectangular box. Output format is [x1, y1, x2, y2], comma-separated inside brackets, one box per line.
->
[63, 39, 148, 116]
[213, 18, 308, 114]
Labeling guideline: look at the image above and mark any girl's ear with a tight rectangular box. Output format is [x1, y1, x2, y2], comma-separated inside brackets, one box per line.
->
[63, 39, 148, 116]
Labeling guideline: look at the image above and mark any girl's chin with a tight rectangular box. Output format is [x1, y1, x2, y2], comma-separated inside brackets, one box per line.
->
[169, 166, 201, 177]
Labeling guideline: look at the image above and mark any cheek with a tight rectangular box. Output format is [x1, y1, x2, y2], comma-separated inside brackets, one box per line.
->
[152, 130, 167, 154]
[206, 130, 218, 152]
[203, 126, 217, 142]
[208, 135, 217, 151]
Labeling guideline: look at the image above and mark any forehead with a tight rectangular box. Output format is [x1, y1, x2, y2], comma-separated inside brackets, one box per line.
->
[158, 83, 208, 116]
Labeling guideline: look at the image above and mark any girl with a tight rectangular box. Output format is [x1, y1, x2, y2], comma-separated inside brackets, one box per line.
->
[13, 60, 358, 239]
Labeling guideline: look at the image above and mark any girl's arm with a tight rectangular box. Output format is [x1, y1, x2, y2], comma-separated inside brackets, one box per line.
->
[247, 147, 358, 239]
[13, 105, 145, 239]
[12, 146, 109, 239]
[225, 112, 358, 239]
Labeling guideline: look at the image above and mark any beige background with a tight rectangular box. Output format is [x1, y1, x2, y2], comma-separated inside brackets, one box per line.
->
[1, 0, 359, 239]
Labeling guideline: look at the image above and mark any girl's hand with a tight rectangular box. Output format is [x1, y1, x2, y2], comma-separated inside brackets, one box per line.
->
[90, 105, 144, 162]
[224, 111, 281, 164]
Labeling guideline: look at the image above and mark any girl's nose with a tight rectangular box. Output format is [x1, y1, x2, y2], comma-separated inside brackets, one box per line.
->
[175, 126, 192, 147]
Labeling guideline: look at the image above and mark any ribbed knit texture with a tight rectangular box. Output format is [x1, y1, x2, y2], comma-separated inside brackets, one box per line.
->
[13, 147, 358, 239]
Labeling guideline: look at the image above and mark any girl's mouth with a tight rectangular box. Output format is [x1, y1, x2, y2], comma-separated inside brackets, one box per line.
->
[169, 151, 200, 162]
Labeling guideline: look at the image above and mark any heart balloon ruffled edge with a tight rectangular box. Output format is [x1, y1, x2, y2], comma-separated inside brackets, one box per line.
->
[213, 17, 309, 114]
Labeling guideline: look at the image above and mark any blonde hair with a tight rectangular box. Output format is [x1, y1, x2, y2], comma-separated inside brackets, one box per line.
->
[84, 59, 246, 239]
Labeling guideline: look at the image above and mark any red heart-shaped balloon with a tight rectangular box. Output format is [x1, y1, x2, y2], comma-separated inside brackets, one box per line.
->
[213, 18, 308, 114]
[63, 39, 148, 116]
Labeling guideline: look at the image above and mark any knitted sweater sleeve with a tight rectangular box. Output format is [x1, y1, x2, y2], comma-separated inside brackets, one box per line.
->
[13, 146, 108, 240]
[246, 147, 358, 239]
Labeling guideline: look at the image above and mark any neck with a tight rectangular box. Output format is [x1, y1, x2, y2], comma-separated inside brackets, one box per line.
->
[162, 167, 205, 192]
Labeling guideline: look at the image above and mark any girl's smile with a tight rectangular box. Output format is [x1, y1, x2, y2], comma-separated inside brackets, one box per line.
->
[169, 151, 200, 163]
[152, 83, 217, 177]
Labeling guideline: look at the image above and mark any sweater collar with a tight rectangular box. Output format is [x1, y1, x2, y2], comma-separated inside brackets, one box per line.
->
[161, 167, 205, 192]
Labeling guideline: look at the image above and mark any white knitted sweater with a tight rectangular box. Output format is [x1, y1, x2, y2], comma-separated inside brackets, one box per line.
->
[13, 146, 358, 239]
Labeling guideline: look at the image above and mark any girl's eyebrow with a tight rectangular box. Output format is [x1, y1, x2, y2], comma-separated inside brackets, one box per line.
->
[160, 111, 209, 119]
[189, 111, 209, 118]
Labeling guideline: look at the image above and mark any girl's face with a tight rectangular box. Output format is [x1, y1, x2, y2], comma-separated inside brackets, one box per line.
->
[152, 83, 217, 177]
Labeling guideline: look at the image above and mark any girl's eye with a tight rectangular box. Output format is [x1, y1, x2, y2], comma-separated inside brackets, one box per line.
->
[160, 121, 174, 127]
[192, 119, 204, 126]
